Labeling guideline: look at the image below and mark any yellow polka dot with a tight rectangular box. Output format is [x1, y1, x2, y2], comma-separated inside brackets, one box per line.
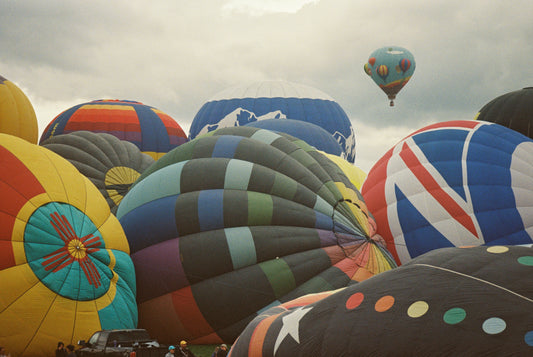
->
[407, 301, 429, 318]
[487, 246, 509, 254]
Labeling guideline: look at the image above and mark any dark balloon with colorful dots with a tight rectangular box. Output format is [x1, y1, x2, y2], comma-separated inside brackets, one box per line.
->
[228, 245, 533, 356]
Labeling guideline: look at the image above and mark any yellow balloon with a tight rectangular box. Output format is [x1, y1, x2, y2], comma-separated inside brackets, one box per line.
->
[0, 75, 38, 143]
[0, 134, 136, 357]
[320, 152, 367, 190]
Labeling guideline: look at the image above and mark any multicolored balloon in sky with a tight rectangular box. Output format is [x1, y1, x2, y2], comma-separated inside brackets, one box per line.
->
[117, 126, 395, 345]
[361, 120, 533, 265]
[0, 75, 38, 143]
[39, 99, 188, 160]
[229, 245, 533, 356]
[0, 134, 136, 357]
[364, 46, 416, 106]
[188, 80, 356, 163]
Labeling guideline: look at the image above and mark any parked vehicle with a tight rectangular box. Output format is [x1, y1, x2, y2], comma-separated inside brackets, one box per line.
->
[77, 329, 167, 357]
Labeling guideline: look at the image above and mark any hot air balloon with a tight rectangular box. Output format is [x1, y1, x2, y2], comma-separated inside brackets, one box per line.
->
[39, 99, 188, 160]
[0, 75, 38, 143]
[244, 118, 344, 158]
[361, 120, 533, 265]
[116, 126, 395, 345]
[475, 87, 533, 139]
[0, 134, 136, 357]
[41, 131, 155, 214]
[229, 245, 533, 356]
[188, 80, 356, 163]
[364, 46, 416, 106]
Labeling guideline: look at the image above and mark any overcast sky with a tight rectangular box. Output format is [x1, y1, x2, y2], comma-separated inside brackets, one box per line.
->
[1, 0, 532, 172]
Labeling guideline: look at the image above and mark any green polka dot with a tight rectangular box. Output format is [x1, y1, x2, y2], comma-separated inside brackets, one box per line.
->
[518, 256, 533, 266]
[443, 308, 466, 325]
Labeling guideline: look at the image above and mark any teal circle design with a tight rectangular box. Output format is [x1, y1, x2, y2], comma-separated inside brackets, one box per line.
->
[443, 308, 466, 325]
[525, 331, 533, 346]
[517, 256, 533, 266]
[25, 202, 111, 300]
[482, 317, 506, 334]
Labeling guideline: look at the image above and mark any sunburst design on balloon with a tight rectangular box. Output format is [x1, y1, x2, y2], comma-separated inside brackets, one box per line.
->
[41, 212, 102, 288]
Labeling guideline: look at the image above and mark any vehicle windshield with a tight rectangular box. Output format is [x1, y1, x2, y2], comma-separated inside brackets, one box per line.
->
[107, 330, 151, 345]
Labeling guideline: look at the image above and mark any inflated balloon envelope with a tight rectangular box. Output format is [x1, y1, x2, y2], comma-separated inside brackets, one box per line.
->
[364, 46, 416, 106]
[188, 80, 357, 163]
[0, 134, 136, 357]
[0, 74, 38, 143]
[117, 126, 396, 344]
[362, 120, 533, 265]
[41, 131, 155, 214]
[39, 99, 188, 160]
[228, 245, 533, 356]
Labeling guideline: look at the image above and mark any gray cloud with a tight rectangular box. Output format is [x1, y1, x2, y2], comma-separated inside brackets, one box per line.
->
[1, 0, 532, 172]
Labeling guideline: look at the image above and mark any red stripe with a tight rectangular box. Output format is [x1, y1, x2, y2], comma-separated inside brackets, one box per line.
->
[406, 120, 481, 139]
[171, 286, 214, 339]
[0, 145, 45, 270]
[399, 142, 479, 238]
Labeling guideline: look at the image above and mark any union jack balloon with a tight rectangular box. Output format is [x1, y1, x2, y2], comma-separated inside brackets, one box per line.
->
[361, 120, 533, 265]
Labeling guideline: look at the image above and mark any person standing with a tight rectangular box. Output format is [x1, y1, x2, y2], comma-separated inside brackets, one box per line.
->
[66, 345, 76, 357]
[215, 344, 228, 357]
[165, 345, 176, 357]
[177, 340, 196, 357]
[55, 342, 67, 357]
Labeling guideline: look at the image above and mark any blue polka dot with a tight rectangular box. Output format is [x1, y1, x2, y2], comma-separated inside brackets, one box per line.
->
[525, 331, 533, 346]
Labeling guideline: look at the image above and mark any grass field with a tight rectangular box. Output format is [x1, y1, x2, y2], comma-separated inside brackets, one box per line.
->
[189, 344, 231, 357]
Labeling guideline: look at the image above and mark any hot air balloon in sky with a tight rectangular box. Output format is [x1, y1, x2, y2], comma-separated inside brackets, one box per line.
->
[39, 99, 188, 160]
[41, 131, 155, 214]
[0, 134, 136, 357]
[361, 120, 533, 265]
[364, 46, 416, 106]
[229, 245, 533, 356]
[117, 126, 395, 345]
[0, 75, 38, 143]
[188, 80, 356, 163]
[475, 87, 533, 139]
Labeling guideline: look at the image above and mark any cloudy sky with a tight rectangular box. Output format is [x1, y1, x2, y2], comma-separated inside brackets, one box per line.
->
[1, 0, 532, 172]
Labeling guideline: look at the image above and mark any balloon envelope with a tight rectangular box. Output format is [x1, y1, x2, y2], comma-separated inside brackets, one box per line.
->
[361, 120, 533, 265]
[475, 87, 533, 139]
[244, 118, 344, 158]
[39, 99, 188, 160]
[365, 46, 416, 106]
[0, 134, 136, 357]
[41, 131, 155, 213]
[117, 126, 395, 345]
[0, 75, 38, 143]
[229, 245, 533, 356]
[189, 80, 356, 163]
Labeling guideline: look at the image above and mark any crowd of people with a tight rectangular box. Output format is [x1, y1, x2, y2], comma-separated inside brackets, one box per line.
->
[55, 341, 76, 357]
[47, 339, 228, 357]
[165, 340, 228, 357]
